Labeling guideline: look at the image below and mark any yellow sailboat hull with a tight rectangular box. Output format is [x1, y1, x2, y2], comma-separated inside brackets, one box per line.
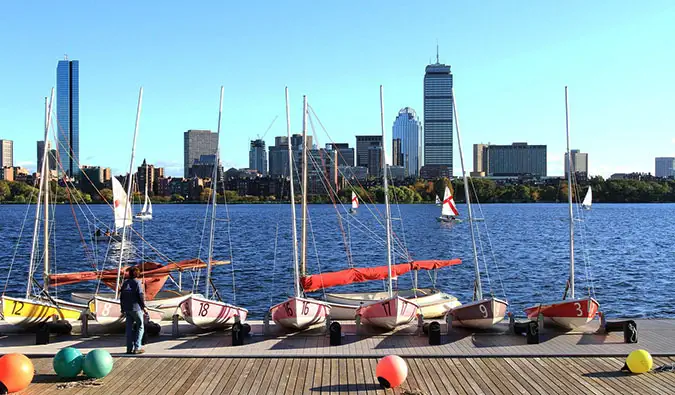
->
[1, 295, 83, 327]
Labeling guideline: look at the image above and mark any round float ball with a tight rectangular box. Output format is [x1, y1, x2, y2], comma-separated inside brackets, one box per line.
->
[0, 353, 34, 393]
[625, 349, 653, 374]
[53, 347, 84, 378]
[82, 349, 114, 379]
[376, 355, 408, 389]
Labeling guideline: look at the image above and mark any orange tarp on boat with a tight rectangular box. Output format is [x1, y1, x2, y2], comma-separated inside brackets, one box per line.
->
[47, 258, 228, 300]
[300, 258, 461, 292]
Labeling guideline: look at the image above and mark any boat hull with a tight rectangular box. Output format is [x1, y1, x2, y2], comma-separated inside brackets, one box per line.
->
[325, 289, 460, 320]
[270, 297, 330, 330]
[1, 295, 84, 327]
[135, 213, 152, 220]
[524, 297, 599, 330]
[356, 296, 418, 330]
[449, 298, 508, 329]
[179, 295, 248, 330]
[90, 296, 164, 328]
[74, 291, 196, 320]
[437, 216, 461, 223]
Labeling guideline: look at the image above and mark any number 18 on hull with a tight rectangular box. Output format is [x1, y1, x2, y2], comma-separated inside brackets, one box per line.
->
[179, 295, 248, 330]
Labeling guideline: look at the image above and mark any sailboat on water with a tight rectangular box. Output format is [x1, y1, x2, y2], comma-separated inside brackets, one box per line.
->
[269, 90, 331, 330]
[179, 86, 248, 329]
[582, 186, 592, 210]
[446, 89, 508, 329]
[135, 161, 153, 220]
[524, 87, 599, 330]
[435, 195, 441, 206]
[437, 186, 461, 223]
[349, 191, 359, 214]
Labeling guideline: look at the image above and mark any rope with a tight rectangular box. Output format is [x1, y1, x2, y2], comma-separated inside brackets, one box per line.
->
[3, 188, 36, 295]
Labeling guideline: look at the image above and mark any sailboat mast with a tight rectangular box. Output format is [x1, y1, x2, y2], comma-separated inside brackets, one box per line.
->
[564, 86, 575, 299]
[115, 87, 143, 299]
[206, 86, 224, 300]
[41, 89, 54, 294]
[286, 88, 301, 297]
[380, 85, 394, 298]
[144, 160, 149, 210]
[301, 96, 308, 277]
[452, 89, 482, 300]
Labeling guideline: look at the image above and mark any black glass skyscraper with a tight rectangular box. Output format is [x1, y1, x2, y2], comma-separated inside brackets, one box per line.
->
[57, 58, 79, 176]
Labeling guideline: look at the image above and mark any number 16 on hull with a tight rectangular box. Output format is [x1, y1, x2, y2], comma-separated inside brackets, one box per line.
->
[270, 297, 331, 330]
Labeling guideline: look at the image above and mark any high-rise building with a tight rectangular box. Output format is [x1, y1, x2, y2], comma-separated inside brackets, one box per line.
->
[184, 129, 218, 177]
[137, 159, 155, 195]
[37, 140, 57, 173]
[477, 143, 547, 177]
[472, 144, 487, 177]
[0, 139, 13, 168]
[56, 58, 79, 176]
[249, 139, 268, 176]
[423, 55, 453, 174]
[655, 157, 675, 178]
[564, 149, 589, 176]
[355, 135, 382, 168]
[392, 107, 421, 176]
[367, 145, 383, 179]
[325, 143, 354, 167]
[392, 139, 402, 167]
[268, 136, 289, 177]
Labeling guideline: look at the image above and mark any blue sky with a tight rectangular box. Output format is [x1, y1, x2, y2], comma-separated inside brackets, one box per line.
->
[0, 1, 673, 177]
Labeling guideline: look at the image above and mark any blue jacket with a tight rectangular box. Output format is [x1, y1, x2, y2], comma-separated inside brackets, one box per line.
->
[119, 278, 147, 312]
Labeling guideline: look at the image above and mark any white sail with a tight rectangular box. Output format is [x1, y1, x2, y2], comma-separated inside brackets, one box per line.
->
[112, 177, 132, 230]
[435, 195, 441, 205]
[582, 186, 592, 209]
[147, 197, 153, 214]
[441, 186, 459, 217]
[140, 193, 149, 214]
[351, 191, 359, 209]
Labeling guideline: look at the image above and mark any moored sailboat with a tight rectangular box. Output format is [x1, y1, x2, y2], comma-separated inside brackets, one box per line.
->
[524, 87, 599, 330]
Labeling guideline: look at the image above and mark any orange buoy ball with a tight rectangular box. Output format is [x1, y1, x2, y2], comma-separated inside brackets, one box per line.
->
[376, 355, 408, 389]
[0, 353, 34, 393]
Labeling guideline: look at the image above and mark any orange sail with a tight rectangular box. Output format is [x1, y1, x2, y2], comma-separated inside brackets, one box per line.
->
[48, 258, 228, 300]
[300, 259, 461, 292]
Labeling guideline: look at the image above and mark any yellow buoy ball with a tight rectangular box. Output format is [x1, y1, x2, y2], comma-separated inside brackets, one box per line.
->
[376, 355, 408, 388]
[625, 349, 653, 374]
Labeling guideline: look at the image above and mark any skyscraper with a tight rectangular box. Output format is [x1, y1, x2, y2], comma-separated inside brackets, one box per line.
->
[184, 129, 219, 177]
[392, 107, 421, 176]
[56, 58, 79, 176]
[655, 157, 675, 178]
[249, 139, 268, 175]
[0, 139, 13, 168]
[423, 53, 453, 174]
[479, 143, 547, 177]
[37, 140, 57, 173]
[355, 135, 382, 167]
[564, 149, 589, 176]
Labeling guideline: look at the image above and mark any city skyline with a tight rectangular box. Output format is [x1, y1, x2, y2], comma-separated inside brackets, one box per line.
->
[0, 2, 674, 177]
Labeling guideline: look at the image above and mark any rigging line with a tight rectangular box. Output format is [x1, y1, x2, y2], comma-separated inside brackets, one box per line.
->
[220, 167, 238, 303]
[305, 206, 328, 299]
[271, 221, 280, 304]
[3, 188, 36, 296]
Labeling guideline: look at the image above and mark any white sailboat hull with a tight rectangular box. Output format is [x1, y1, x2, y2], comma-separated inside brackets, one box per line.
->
[356, 296, 418, 330]
[325, 289, 460, 320]
[90, 295, 164, 329]
[270, 297, 330, 330]
[135, 213, 152, 220]
[179, 295, 248, 330]
[74, 291, 196, 320]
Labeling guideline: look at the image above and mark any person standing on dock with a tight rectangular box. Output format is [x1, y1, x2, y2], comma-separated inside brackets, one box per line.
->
[120, 267, 148, 354]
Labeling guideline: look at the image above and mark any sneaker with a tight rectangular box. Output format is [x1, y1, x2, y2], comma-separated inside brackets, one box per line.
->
[133, 349, 146, 355]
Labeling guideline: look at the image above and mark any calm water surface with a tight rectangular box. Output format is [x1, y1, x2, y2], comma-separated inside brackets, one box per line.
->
[1, 203, 673, 319]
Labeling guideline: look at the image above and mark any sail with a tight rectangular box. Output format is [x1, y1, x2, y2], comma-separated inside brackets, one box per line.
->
[147, 197, 153, 214]
[582, 186, 592, 208]
[140, 193, 149, 214]
[351, 191, 359, 209]
[441, 186, 459, 217]
[112, 177, 132, 229]
[435, 195, 441, 205]
[300, 259, 461, 292]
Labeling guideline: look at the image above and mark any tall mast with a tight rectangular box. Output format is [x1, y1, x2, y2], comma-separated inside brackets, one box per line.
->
[206, 86, 224, 299]
[380, 85, 394, 298]
[115, 87, 143, 299]
[564, 86, 575, 299]
[144, 160, 149, 208]
[452, 89, 482, 300]
[301, 96, 308, 277]
[286, 88, 301, 297]
[43, 90, 54, 294]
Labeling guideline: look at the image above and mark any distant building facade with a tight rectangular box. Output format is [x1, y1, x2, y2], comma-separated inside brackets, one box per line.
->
[367, 145, 383, 179]
[564, 149, 588, 176]
[655, 157, 675, 178]
[37, 140, 57, 173]
[249, 139, 268, 176]
[475, 143, 547, 177]
[423, 61, 453, 174]
[392, 107, 421, 176]
[56, 58, 80, 176]
[184, 129, 218, 177]
[420, 164, 452, 179]
[268, 134, 313, 177]
[471, 143, 487, 177]
[355, 135, 382, 168]
[190, 154, 223, 181]
[0, 139, 13, 168]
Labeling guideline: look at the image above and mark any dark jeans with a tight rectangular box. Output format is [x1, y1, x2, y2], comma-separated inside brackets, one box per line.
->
[125, 310, 144, 352]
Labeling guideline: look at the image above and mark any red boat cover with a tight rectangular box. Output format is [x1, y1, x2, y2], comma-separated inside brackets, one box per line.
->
[47, 259, 228, 300]
[300, 258, 461, 292]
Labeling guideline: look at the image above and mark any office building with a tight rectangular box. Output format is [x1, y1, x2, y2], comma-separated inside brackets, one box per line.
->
[655, 157, 675, 178]
[137, 159, 155, 195]
[184, 130, 218, 177]
[367, 145, 383, 178]
[476, 143, 547, 177]
[471, 144, 487, 177]
[268, 136, 289, 177]
[564, 149, 589, 175]
[56, 58, 80, 176]
[190, 154, 223, 180]
[420, 164, 451, 179]
[37, 140, 57, 173]
[392, 107, 421, 176]
[423, 55, 453, 174]
[325, 143, 354, 167]
[0, 139, 13, 168]
[355, 135, 382, 169]
[249, 139, 268, 176]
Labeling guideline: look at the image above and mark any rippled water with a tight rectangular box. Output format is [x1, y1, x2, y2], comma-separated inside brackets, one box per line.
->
[1, 203, 673, 319]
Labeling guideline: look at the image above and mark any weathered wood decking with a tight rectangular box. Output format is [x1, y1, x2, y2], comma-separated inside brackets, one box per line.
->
[20, 356, 675, 394]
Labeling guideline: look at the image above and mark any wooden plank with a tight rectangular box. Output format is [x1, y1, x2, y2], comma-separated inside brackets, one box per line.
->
[259, 358, 285, 395]
[151, 357, 201, 395]
[166, 358, 211, 395]
[242, 358, 271, 395]
[293, 358, 310, 394]
[515, 358, 564, 395]
[117, 357, 166, 395]
[472, 357, 515, 395]
[201, 359, 231, 395]
[337, 358, 348, 394]
[320, 358, 331, 394]
[546, 357, 604, 395]
[482, 357, 528, 395]
[77, 357, 140, 395]
[407, 358, 440, 395]
[211, 358, 245, 395]
[499, 358, 546, 395]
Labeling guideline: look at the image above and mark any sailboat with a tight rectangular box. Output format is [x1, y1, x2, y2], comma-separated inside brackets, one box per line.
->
[179, 86, 248, 329]
[446, 88, 508, 329]
[1, 90, 85, 327]
[437, 186, 461, 223]
[435, 195, 441, 206]
[95, 177, 133, 242]
[524, 87, 599, 330]
[354, 86, 419, 330]
[135, 162, 153, 220]
[269, 90, 331, 330]
[582, 186, 592, 210]
[349, 191, 359, 214]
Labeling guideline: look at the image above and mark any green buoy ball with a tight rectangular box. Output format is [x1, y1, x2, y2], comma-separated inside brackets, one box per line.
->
[53, 347, 84, 378]
[82, 349, 114, 379]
